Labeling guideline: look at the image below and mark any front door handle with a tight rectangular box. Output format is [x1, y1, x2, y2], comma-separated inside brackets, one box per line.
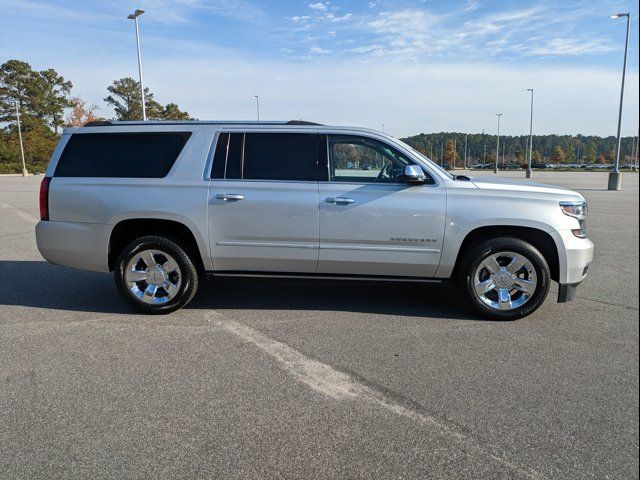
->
[215, 193, 245, 201]
[325, 197, 355, 205]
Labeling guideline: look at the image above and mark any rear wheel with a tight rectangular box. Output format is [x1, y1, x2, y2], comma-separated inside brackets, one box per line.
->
[115, 236, 199, 314]
[459, 237, 550, 320]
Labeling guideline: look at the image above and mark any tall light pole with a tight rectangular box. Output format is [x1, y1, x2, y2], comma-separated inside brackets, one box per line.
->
[253, 95, 260, 121]
[464, 133, 468, 169]
[494, 113, 503, 173]
[15, 102, 27, 177]
[526, 88, 534, 178]
[127, 9, 146, 121]
[608, 12, 630, 190]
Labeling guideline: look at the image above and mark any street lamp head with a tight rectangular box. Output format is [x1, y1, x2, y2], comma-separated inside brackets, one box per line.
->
[128, 9, 145, 19]
[526, 88, 533, 92]
[609, 13, 629, 19]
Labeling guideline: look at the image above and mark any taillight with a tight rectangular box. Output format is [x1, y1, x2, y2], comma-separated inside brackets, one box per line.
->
[39, 177, 51, 221]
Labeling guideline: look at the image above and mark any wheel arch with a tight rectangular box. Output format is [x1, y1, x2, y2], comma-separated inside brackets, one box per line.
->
[108, 218, 208, 273]
[450, 225, 560, 284]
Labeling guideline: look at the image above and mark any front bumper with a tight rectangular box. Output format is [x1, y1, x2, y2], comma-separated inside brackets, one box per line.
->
[558, 282, 581, 303]
[556, 230, 593, 303]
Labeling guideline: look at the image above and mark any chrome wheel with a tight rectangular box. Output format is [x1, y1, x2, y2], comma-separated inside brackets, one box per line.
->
[124, 249, 182, 305]
[472, 251, 537, 311]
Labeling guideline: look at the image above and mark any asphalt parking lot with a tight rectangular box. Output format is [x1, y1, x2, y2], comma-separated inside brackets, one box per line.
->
[0, 171, 638, 479]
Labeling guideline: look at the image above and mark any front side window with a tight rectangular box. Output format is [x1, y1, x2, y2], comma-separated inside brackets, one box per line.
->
[211, 132, 317, 181]
[327, 135, 430, 184]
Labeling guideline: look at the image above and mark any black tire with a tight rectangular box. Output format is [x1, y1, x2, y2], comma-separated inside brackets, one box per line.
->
[115, 235, 199, 314]
[458, 237, 550, 320]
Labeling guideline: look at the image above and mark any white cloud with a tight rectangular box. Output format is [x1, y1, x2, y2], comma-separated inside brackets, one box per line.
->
[528, 38, 616, 56]
[309, 46, 331, 54]
[308, 2, 327, 11]
[289, 15, 310, 22]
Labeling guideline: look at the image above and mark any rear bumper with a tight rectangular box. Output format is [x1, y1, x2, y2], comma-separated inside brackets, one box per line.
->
[35, 220, 110, 272]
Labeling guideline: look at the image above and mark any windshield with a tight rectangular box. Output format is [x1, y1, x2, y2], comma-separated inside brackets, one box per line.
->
[396, 140, 454, 180]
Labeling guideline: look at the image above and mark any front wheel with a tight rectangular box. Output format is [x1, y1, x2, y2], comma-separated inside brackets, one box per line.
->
[459, 237, 550, 320]
[115, 236, 199, 314]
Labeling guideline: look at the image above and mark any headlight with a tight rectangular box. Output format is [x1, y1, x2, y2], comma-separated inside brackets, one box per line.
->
[560, 201, 588, 238]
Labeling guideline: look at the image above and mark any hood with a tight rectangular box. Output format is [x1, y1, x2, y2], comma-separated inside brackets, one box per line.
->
[468, 176, 584, 200]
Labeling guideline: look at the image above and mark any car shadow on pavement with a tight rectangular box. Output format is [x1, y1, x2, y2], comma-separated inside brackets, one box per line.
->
[0, 260, 129, 314]
[191, 277, 478, 321]
[0, 261, 477, 320]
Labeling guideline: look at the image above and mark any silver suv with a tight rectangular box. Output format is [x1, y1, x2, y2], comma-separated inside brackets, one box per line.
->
[35, 120, 594, 320]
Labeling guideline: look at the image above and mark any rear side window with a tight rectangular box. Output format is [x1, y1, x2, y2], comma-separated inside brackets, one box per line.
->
[54, 132, 191, 178]
[211, 132, 317, 181]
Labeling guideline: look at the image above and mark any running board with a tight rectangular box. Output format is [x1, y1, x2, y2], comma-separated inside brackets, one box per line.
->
[206, 271, 445, 284]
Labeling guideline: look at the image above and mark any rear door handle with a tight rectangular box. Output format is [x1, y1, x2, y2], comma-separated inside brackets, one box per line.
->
[325, 197, 355, 205]
[215, 193, 245, 201]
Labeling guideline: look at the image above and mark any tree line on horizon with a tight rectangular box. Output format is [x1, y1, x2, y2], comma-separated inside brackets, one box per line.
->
[1, 58, 638, 174]
[401, 131, 637, 168]
[0, 59, 191, 173]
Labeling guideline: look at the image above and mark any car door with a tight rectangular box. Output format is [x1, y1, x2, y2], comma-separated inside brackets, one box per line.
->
[318, 133, 446, 277]
[208, 130, 320, 273]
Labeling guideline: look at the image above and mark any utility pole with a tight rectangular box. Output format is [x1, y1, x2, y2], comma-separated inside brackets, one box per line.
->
[127, 9, 146, 121]
[15, 102, 27, 177]
[608, 12, 630, 190]
[453, 138, 457, 169]
[526, 88, 534, 178]
[253, 95, 260, 121]
[633, 130, 639, 171]
[503, 142, 507, 166]
[464, 133, 468, 169]
[494, 113, 503, 173]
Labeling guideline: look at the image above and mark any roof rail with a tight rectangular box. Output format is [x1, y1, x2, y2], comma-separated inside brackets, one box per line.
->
[286, 120, 322, 125]
[83, 120, 113, 127]
[81, 119, 323, 126]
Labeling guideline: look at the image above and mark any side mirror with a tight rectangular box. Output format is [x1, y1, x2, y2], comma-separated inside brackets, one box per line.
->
[400, 164, 427, 184]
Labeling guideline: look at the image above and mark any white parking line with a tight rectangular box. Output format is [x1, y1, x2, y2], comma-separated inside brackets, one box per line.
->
[0, 200, 38, 225]
[208, 311, 546, 479]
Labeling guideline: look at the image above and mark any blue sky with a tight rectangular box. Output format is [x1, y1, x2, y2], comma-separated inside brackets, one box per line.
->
[1, 0, 638, 136]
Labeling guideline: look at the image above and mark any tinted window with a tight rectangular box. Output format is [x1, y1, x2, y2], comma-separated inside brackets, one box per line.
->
[243, 133, 317, 181]
[211, 132, 229, 179]
[226, 133, 243, 179]
[55, 132, 191, 178]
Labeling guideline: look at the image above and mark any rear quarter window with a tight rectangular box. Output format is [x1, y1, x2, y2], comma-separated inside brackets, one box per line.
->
[54, 132, 191, 178]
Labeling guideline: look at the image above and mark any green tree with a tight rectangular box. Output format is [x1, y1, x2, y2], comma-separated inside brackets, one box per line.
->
[551, 145, 565, 163]
[162, 102, 191, 120]
[0, 60, 72, 132]
[104, 77, 162, 120]
[532, 150, 542, 163]
[584, 142, 597, 164]
[104, 78, 189, 121]
[34, 68, 73, 133]
[0, 59, 40, 123]
[565, 144, 576, 164]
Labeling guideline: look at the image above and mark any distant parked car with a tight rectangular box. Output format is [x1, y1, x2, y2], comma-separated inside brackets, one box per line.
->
[361, 163, 372, 170]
